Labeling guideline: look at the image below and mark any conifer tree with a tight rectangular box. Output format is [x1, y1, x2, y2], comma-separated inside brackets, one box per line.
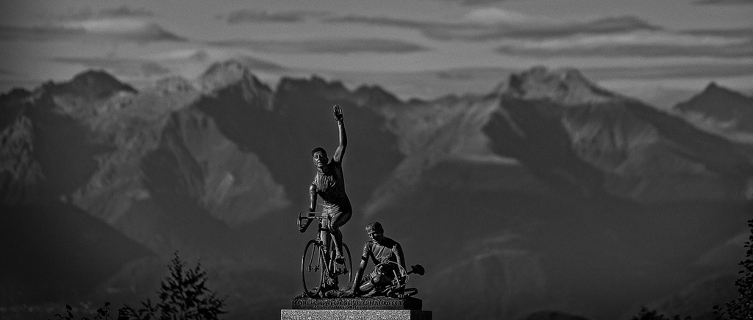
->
[714, 219, 753, 320]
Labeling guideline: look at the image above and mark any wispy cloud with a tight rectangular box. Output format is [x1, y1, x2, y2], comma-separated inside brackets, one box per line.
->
[154, 48, 288, 72]
[693, 0, 753, 5]
[0, 20, 186, 43]
[418, 61, 753, 83]
[684, 26, 753, 38]
[217, 9, 327, 24]
[208, 38, 429, 54]
[436, 0, 519, 6]
[1, 5, 181, 44]
[98, 6, 155, 18]
[581, 62, 753, 80]
[462, 7, 557, 25]
[325, 13, 661, 41]
[324, 15, 433, 29]
[52, 56, 172, 77]
[53, 5, 155, 21]
[460, 0, 515, 5]
[493, 29, 753, 58]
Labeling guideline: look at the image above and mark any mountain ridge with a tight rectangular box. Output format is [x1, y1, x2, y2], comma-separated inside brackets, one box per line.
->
[1, 61, 751, 320]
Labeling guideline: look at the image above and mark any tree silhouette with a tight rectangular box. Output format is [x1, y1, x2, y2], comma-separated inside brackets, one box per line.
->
[124, 252, 226, 320]
[714, 218, 753, 320]
[631, 306, 690, 320]
[51, 252, 226, 320]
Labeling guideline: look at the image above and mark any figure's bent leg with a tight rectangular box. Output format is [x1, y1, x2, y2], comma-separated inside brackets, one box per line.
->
[319, 221, 330, 256]
[329, 211, 352, 262]
[332, 228, 344, 261]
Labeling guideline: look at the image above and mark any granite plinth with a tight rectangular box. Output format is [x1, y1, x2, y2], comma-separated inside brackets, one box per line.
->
[280, 309, 432, 320]
[291, 297, 422, 310]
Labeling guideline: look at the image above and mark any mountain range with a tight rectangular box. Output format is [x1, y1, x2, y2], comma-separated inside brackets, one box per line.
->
[1, 60, 751, 320]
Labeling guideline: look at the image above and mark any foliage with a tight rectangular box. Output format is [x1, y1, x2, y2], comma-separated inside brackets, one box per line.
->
[50, 252, 226, 320]
[714, 219, 753, 320]
[631, 307, 691, 320]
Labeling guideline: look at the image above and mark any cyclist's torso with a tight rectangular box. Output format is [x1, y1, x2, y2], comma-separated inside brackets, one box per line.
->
[365, 238, 399, 265]
[312, 161, 351, 213]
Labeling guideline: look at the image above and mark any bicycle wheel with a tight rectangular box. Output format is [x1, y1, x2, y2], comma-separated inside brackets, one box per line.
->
[301, 240, 324, 297]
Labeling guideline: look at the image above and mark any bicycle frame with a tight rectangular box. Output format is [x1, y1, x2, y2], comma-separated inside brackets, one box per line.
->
[299, 211, 352, 297]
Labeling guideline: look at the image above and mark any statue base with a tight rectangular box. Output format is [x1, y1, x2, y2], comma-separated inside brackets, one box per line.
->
[291, 296, 422, 310]
[280, 309, 432, 320]
[282, 297, 430, 319]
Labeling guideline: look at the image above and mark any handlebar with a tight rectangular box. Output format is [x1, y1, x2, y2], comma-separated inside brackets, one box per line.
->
[298, 211, 328, 220]
[297, 211, 330, 233]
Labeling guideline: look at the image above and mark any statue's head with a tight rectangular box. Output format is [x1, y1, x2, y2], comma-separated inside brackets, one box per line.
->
[366, 221, 384, 241]
[311, 147, 328, 168]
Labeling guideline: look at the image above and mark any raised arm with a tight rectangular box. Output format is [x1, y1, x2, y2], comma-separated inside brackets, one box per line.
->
[332, 105, 347, 163]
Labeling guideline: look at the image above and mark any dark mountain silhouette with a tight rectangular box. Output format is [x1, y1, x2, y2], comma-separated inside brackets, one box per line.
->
[1, 62, 751, 320]
[672, 82, 753, 144]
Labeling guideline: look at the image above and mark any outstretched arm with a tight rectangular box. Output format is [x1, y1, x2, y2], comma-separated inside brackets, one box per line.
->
[308, 183, 318, 212]
[332, 105, 347, 163]
[395, 243, 407, 275]
[299, 184, 318, 232]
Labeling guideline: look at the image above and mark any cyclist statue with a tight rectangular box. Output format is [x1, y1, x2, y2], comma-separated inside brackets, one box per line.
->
[347, 221, 407, 297]
[301, 105, 352, 265]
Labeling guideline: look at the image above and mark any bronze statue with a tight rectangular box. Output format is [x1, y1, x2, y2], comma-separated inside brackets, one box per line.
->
[300, 105, 351, 265]
[294, 106, 423, 301]
[347, 222, 424, 298]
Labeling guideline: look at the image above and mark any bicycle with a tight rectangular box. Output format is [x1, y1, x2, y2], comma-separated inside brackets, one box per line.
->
[297, 211, 353, 298]
[362, 261, 424, 298]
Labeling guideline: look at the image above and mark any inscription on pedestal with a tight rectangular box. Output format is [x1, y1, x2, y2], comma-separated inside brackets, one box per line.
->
[291, 297, 422, 310]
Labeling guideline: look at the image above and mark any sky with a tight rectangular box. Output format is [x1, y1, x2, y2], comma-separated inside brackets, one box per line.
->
[0, 0, 752, 102]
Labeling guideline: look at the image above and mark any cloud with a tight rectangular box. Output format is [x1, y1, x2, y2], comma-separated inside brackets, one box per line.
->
[581, 63, 753, 80]
[53, 56, 171, 77]
[463, 8, 556, 25]
[0, 20, 186, 43]
[435, 0, 520, 6]
[64, 19, 186, 42]
[434, 16, 662, 41]
[693, 0, 753, 5]
[208, 38, 429, 54]
[218, 9, 326, 24]
[684, 27, 753, 38]
[325, 14, 661, 41]
[460, 0, 515, 5]
[98, 6, 155, 18]
[54, 5, 155, 21]
[493, 29, 753, 58]
[155, 48, 288, 72]
[324, 15, 431, 29]
[417, 61, 753, 83]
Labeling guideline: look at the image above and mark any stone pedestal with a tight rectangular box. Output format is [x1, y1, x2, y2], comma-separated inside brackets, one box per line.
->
[280, 309, 432, 320]
[282, 297, 431, 320]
